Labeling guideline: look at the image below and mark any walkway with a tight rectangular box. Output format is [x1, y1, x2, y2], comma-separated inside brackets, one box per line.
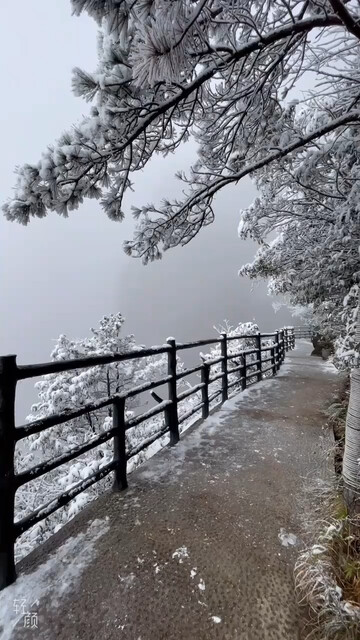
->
[3, 342, 341, 640]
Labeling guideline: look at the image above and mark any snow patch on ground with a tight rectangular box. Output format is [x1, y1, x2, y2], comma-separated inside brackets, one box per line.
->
[320, 359, 338, 374]
[118, 572, 136, 587]
[172, 546, 189, 563]
[211, 615, 222, 623]
[0, 518, 109, 640]
[278, 528, 298, 547]
[136, 363, 295, 484]
[198, 578, 206, 591]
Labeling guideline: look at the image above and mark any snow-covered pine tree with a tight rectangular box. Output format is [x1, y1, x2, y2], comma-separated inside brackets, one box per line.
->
[15, 313, 200, 559]
[3, 1, 360, 263]
[239, 193, 359, 365]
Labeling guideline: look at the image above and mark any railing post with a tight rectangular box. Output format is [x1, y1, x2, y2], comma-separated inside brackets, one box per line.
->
[0, 355, 17, 590]
[271, 346, 276, 376]
[240, 354, 247, 391]
[201, 363, 210, 419]
[112, 396, 128, 491]
[283, 329, 286, 359]
[255, 332, 262, 382]
[284, 328, 289, 352]
[167, 338, 179, 446]
[275, 331, 280, 371]
[279, 330, 285, 365]
[220, 333, 228, 403]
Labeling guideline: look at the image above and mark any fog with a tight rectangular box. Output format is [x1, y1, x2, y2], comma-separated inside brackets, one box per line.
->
[0, 2, 291, 419]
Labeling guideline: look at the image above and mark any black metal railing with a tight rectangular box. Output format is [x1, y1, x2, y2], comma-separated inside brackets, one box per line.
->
[0, 327, 295, 589]
[293, 325, 314, 339]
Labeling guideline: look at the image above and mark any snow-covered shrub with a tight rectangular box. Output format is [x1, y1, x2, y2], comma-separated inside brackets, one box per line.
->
[15, 314, 194, 559]
[295, 492, 360, 639]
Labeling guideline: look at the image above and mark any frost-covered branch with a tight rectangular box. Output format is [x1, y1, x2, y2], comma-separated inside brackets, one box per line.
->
[4, 0, 355, 263]
[125, 108, 360, 260]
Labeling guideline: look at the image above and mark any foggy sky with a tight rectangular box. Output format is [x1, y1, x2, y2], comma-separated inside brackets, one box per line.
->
[0, 2, 291, 418]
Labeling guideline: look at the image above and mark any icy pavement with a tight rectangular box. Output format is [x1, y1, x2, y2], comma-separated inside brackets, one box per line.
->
[0, 519, 109, 640]
[2, 342, 341, 640]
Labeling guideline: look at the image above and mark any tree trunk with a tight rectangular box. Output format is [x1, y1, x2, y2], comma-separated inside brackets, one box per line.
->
[343, 289, 360, 514]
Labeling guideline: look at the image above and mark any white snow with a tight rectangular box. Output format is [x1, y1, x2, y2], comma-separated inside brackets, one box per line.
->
[342, 601, 360, 617]
[0, 518, 109, 640]
[198, 578, 206, 591]
[172, 546, 189, 563]
[211, 615, 222, 623]
[137, 359, 295, 486]
[118, 573, 136, 587]
[278, 528, 298, 547]
[190, 568, 197, 579]
[311, 544, 327, 555]
[320, 359, 338, 374]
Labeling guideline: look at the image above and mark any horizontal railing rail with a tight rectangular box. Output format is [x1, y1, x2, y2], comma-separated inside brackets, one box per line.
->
[292, 325, 314, 339]
[0, 327, 295, 589]
[16, 344, 171, 380]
